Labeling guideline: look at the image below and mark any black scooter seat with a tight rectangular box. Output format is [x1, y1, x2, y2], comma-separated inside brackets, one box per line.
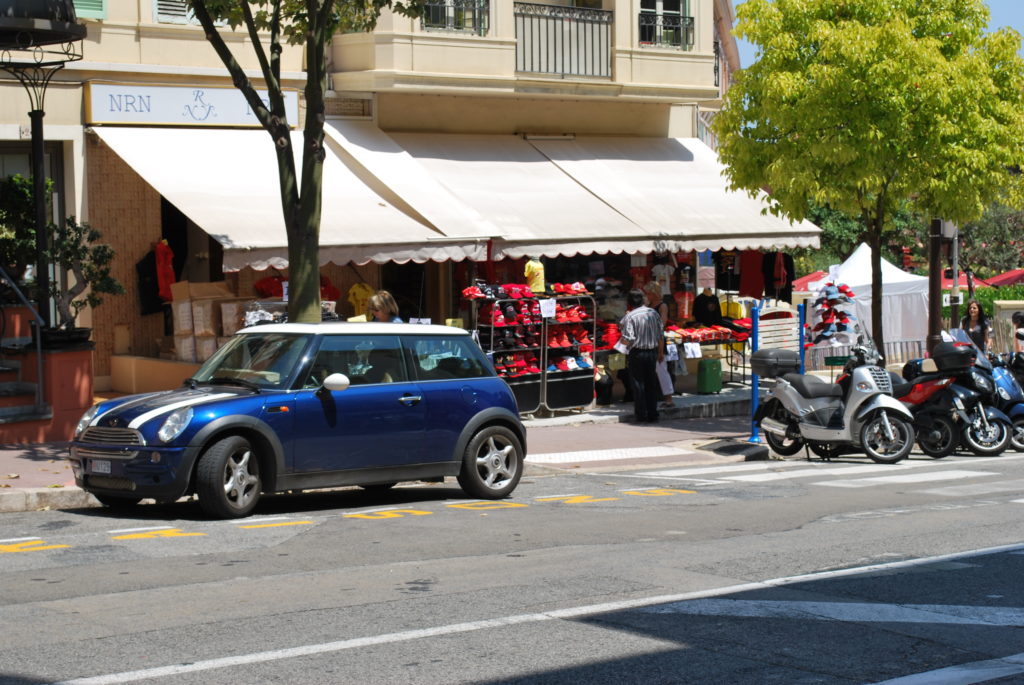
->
[782, 373, 843, 399]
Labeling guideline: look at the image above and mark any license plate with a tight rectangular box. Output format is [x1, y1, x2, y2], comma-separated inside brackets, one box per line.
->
[90, 459, 111, 475]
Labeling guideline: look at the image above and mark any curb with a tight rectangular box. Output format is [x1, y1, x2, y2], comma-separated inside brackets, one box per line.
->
[0, 487, 98, 513]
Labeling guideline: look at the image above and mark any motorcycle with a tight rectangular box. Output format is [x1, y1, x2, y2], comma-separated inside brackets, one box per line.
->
[752, 338, 915, 464]
[982, 352, 1024, 452]
[887, 361, 962, 459]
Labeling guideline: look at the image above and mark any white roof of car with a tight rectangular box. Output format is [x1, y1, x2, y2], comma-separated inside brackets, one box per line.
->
[236, 322, 469, 336]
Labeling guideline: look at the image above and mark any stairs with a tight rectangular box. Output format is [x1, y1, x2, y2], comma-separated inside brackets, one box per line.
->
[0, 305, 52, 428]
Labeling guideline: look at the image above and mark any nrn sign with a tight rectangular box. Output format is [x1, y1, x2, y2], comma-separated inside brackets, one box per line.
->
[86, 83, 298, 127]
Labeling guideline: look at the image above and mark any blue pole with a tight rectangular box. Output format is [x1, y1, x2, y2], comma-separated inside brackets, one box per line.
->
[798, 302, 806, 374]
[749, 305, 761, 443]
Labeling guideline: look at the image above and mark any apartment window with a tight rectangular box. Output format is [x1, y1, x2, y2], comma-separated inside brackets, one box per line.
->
[422, 0, 490, 36]
[74, 0, 107, 19]
[155, 0, 194, 24]
[638, 0, 693, 49]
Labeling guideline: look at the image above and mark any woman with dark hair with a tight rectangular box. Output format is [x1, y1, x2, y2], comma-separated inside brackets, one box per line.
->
[960, 298, 990, 352]
[1012, 311, 1024, 354]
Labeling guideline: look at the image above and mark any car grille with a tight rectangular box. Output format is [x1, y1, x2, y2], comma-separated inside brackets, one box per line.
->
[86, 475, 137, 491]
[870, 367, 892, 394]
[78, 427, 145, 460]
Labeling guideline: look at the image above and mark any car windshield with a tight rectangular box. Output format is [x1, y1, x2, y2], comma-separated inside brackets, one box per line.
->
[193, 333, 311, 390]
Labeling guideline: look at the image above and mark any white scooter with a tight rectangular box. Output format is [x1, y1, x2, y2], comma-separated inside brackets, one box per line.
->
[752, 337, 915, 463]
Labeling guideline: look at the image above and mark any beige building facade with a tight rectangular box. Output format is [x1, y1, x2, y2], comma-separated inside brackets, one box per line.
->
[2, 0, 800, 396]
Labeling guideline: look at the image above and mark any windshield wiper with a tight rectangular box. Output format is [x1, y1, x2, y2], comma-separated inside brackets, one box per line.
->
[201, 377, 262, 392]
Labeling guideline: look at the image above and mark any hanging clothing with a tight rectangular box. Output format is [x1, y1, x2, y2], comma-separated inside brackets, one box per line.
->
[347, 282, 375, 316]
[155, 241, 176, 302]
[714, 250, 741, 291]
[135, 251, 164, 316]
[738, 251, 765, 299]
[761, 252, 795, 302]
[524, 259, 546, 293]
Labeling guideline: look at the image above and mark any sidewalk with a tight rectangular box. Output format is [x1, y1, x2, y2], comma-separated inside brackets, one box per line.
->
[0, 383, 761, 513]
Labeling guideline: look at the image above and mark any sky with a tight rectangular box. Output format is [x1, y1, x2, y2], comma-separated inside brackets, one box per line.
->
[732, 0, 1024, 68]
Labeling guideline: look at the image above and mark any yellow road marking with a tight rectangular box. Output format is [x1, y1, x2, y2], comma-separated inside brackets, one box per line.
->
[0, 540, 70, 554]
[239, 520, 314, 529]
[447, 501, 528, 510]
[112, 528, 206, 540]
[536, 495, 619, 504]
[344, 509, 433, 520]
[621, 488, 696, 496]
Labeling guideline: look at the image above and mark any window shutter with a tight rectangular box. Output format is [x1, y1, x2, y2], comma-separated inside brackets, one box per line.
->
[155, 0, 191, 23]
[73, 0, 106, 19]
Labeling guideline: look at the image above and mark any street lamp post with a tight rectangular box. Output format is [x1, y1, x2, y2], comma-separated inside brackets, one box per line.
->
[0, 1, 85, 327]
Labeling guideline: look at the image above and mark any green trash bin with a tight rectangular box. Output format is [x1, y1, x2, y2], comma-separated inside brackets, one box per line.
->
[697, 358, 722, 394]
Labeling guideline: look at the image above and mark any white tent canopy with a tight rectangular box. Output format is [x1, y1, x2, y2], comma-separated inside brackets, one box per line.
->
[820, 243, 928, 342]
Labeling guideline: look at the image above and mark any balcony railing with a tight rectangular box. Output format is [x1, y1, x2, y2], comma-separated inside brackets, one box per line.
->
[638, 13, 694, 50]
[514, 2, 612, 79]
[422, 0, 490, 36]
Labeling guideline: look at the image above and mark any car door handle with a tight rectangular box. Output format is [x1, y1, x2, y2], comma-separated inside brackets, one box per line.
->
[399, 394, 422, 406]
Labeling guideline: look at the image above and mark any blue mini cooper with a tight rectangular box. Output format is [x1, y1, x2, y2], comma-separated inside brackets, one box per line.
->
[68, 323, 526, 518]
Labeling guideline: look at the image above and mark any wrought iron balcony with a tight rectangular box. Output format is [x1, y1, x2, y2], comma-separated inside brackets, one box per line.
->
[514, 2, 612, 79]
[638, 13, 694, 50]
[422, 0, 490, 36]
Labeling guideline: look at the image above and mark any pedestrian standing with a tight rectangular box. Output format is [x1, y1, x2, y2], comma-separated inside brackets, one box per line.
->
[960, 298, 990, 352]
[367, 290, 403, 322]
[620, 288, 664, 423]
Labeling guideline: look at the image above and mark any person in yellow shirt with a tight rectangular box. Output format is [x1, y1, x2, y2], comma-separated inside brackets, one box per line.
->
[524, 257, 545, 294]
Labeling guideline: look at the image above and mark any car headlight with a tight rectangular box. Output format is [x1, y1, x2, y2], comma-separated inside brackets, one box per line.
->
[157, 407, 193, 443]
[74, 405, 99, 440]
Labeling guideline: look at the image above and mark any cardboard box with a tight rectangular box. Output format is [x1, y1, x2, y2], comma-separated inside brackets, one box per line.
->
[195, 336, 219, 362]
[174, 334, 196, 363]
[221, 299, 255, 336]
[170, 280, 235, 302]
[192, 299, 222, 337]
[172, 300, 193, 335]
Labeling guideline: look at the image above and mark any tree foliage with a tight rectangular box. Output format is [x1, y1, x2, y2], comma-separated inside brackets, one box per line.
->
[188, 0, 425, 322]
[46, 218, 125, 330]
[714, 0, 1024, 350]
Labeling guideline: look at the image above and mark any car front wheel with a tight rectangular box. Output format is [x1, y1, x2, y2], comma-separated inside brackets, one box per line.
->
[457, 426, 523, 499]
[196, 435, 262, 518]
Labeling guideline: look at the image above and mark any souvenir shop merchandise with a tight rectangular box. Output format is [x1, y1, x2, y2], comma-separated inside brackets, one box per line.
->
[466, 284, 596, 413]
[809, 281, 858, 346]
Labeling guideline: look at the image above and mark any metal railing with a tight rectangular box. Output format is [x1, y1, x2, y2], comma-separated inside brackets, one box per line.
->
[0, 266, 46, 412]
[422, 0, 490, 35]
[514, 2, 613, 78]
[804, 339, 926, 373]
[638, 13, 694, 50]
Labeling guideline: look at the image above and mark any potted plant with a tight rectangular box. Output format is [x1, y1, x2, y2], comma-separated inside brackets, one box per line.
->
[0, 174, 40, 293]
[41, 216, 125, 347]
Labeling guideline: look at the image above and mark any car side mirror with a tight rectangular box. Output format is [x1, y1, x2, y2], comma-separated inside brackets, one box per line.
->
[322, 373, 351, 392]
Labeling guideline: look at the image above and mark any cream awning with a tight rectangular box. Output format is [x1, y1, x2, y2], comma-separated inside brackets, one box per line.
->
[91, 127, 486, 270]
[527, 136, 821, 252]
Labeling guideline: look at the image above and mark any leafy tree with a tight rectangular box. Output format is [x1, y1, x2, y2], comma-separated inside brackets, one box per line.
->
[187, 0, 424, 323]
[0, 174, 50, 283]
[958, 203, 1024, 277]
[46, 218, 125, 330]
[714, 0, 1024, 351]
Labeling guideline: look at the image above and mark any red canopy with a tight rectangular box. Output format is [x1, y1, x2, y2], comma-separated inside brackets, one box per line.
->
[986, 268, 1024, 287]
[793, 270, 828, 291]
[941, 273, 991, 290]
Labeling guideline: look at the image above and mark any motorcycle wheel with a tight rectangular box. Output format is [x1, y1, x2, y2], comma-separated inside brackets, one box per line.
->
[807, 442, 845, 460]
[962, 418, 1011, 456]
[860, 412, 914, 464]
[917, 415, 958, 459]
[1011, 417, 1024, 453]
[761, 400, 804, 456]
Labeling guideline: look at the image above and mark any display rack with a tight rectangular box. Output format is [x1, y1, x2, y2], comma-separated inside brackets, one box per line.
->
[472, 294, 596, 415]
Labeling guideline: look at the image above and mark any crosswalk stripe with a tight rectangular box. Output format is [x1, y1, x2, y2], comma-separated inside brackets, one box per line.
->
[917, 479, 1024, 497]
[817, 470, 997, 489]
[528, 445, 693, 464]
[728, 464, 916, 482]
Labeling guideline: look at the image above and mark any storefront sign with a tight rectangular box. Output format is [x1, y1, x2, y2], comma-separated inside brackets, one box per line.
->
[86, 82, 299, 127]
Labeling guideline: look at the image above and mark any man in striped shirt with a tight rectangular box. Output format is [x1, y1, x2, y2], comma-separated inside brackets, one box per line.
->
[620, 288, 665, 423]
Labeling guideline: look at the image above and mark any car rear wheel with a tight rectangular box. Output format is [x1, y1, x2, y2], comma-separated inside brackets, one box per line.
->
[457, 426, 523, 499]
[196, 435, 262, 518]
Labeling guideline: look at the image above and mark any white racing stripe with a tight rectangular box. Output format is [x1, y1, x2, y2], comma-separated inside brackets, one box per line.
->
[126, 393, 236, 429]
[90, 391, 173, 427]
[50, 541, 1024, 685]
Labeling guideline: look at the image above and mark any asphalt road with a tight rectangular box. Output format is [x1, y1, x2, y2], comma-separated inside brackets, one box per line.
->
[3, 441, 1024, 684]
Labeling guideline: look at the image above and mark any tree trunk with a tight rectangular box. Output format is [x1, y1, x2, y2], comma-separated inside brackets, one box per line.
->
[869, 220, 885, 356]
